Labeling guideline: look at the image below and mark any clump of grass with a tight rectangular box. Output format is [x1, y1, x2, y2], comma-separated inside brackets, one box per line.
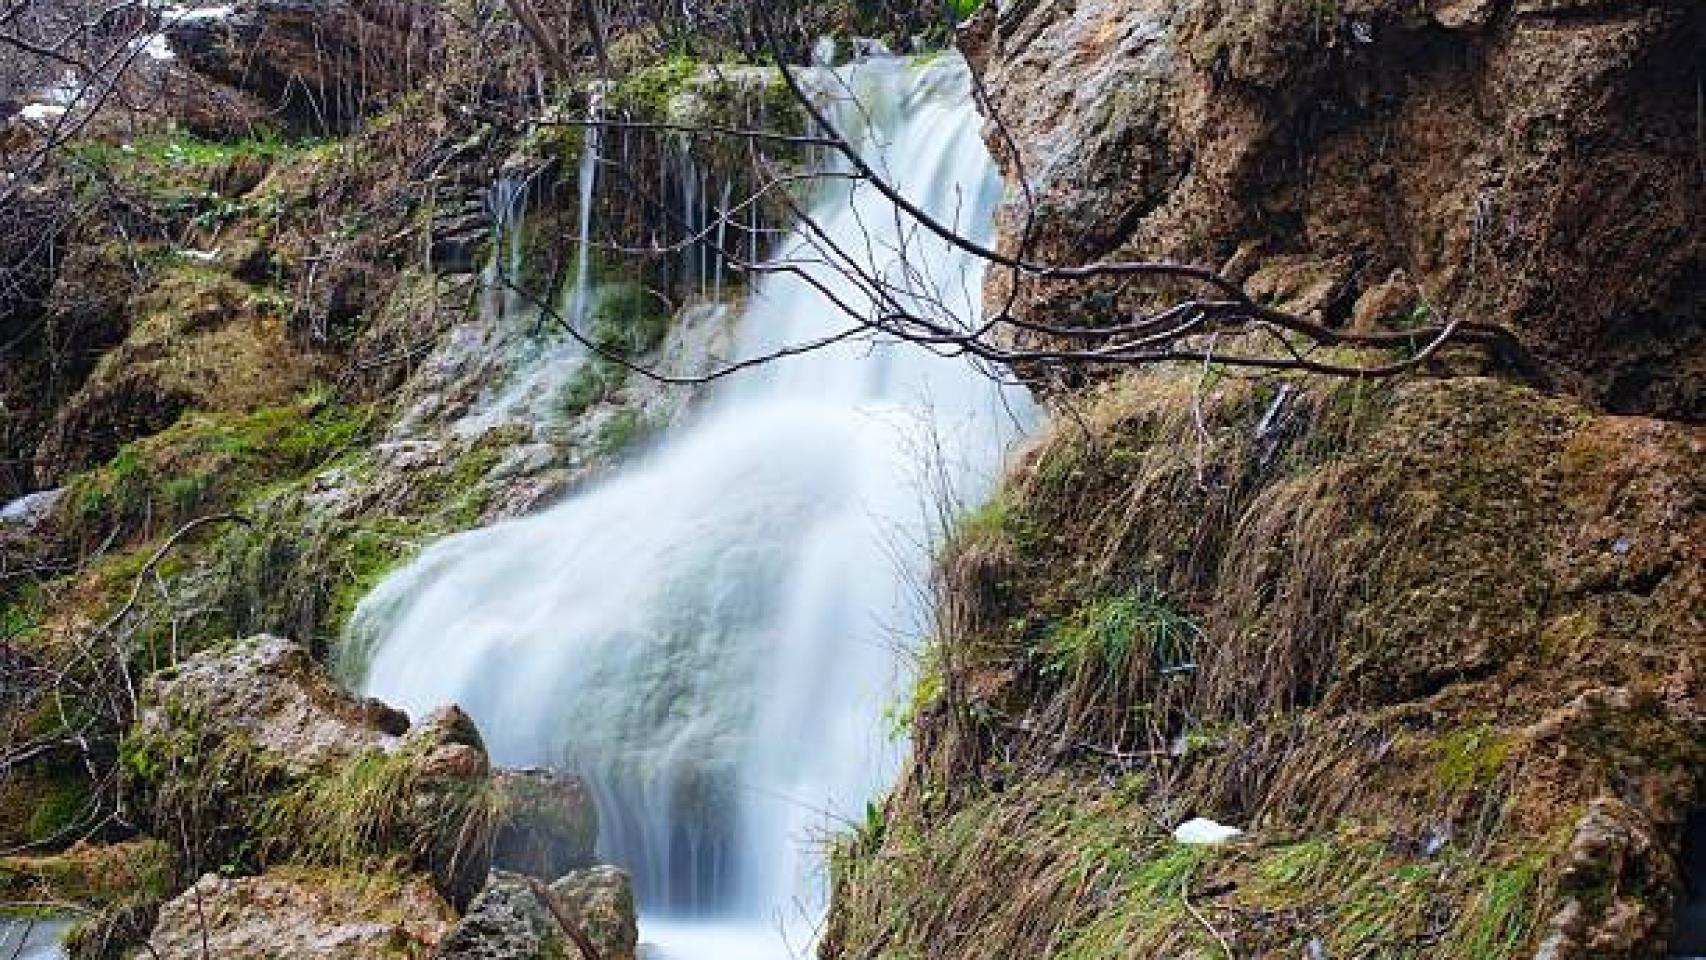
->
[1431, 724, 1514, 792]
[1044, 587, 1200, 679]
[261, 750, 422, 866]
[1448, 858, 1546, 957]
[259, 742, 505, 905]
[1030, 585, 1202, 755]
[558, 359, 629, 418]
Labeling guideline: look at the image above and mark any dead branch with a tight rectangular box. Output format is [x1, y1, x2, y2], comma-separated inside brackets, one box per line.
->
[525, 877, 604, 960]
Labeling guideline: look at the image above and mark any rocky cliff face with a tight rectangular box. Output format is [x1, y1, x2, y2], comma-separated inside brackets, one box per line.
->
[963, 0, 1701, 418]
[824, 1, 1703, 957]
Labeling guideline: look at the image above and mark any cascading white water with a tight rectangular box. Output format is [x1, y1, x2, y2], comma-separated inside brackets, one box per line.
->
[354, 54, 1032, 957]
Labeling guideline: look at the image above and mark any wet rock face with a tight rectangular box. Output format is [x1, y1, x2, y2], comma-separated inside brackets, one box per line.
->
[165, 0, 439, 135]
[965, 0, 1704, 418]
[148, 870, 456, 959]
[492, 768, 600, 881]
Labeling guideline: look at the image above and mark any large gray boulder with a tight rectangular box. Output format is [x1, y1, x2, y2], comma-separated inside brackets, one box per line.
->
[436, 868, 638, 960]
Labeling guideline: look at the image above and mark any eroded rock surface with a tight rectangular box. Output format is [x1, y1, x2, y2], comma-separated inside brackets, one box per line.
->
[965, 0, 1703, 417]
[148, 869, 455, 959]
[547, 866, 638, 960]
[436, 869, 638, 960]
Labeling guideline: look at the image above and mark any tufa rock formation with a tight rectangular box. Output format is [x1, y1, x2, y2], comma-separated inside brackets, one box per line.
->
[963, 0, 1702, 418]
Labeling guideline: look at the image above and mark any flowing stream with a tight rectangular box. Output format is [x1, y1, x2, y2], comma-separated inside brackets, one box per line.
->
[355, 54, 1030, 957]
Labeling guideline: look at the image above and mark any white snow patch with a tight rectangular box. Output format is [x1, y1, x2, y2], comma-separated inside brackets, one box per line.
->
[19, 104, 67, 122]
[1173, 817, 1245, 846]
[173, 4, 234, 22]
[140, 33, 176, 61]
[1, 489, 65, 526]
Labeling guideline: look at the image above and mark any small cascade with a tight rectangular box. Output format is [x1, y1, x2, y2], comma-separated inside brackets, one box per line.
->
[355, 53, 1032, 956]
[483, 175, 533, 321]
[713, 179, 733, 302]
[677, 152, 705, 299]
[567, 87, 604, 330]
[444, 157, 596, 439]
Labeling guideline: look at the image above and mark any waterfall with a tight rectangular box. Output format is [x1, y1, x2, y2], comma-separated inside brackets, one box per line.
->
[354, 54, 1032, 956]
[568, 88, 603, 329]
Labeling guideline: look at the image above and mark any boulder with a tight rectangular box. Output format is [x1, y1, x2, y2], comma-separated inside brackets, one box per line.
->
[123, 636, 496, 907]
[436, 869, 638, 960]
[147, 869, 455, 959]
[547, 866, 638, 960]
[491, 768, 599, 881]
[432, 873, 556, 960]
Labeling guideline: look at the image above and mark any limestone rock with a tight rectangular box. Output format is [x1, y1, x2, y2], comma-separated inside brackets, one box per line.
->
[132, 634, 408, 778]
[124, 636, 495, 907]
[433, 873, 557, 960]
[436, 868, 637, 960]
[148, 870, 455, 959]
[968, 0, 1703, 417]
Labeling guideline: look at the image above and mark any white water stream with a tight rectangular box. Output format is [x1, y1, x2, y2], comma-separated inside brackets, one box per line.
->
[356, 54, 1031, 957]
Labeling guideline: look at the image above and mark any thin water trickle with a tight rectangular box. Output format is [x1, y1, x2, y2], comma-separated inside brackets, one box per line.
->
[355, 54, 1032, 956]
[568, 88, 603, 329]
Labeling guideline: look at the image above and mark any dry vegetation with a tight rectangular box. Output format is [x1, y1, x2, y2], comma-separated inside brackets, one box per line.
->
[828, 370, 1702, 959]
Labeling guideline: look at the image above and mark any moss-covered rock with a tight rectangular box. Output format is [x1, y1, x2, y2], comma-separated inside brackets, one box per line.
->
[123, 636, 500, 908]
[34, 261, 322, 484]
[143, 868, 456, 959]
[0, 840, 171, 908]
